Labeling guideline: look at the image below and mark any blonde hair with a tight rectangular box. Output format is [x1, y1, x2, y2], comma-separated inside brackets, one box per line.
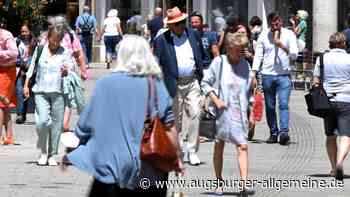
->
[113, 35, 162, 78]
[225, 32, 249, 48]
[297, 10, 309, 20]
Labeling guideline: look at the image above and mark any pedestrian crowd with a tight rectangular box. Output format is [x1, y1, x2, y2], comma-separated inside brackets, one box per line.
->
[1, 5, 350, 197]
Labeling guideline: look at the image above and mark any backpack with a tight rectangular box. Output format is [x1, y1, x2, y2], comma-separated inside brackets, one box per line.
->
[79, 15, 93, 35]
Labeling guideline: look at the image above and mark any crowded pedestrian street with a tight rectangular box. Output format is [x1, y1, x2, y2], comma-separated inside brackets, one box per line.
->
[0, 64, 348, 197]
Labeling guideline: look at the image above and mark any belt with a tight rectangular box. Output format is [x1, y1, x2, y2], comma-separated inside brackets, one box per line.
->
[177, 75, 196, 85]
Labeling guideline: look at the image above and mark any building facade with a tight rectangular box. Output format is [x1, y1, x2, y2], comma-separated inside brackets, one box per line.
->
[82, 0, 345, 62]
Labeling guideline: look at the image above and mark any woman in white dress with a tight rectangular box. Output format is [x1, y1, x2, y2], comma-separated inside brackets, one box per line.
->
[201, 32, 254, 196]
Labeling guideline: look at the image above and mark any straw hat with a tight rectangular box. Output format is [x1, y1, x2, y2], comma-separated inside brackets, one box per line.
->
[164, 7, 188, 24]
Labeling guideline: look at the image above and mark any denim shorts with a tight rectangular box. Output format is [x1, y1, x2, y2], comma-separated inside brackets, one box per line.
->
[323, 101, 350, 137]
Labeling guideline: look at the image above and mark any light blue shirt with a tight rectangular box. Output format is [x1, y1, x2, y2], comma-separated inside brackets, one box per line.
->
[171, 32, 196, 77]
[313, 48, 350, 102]
[75, 12, 97, 33]
[67, 73, 174, 189]
[252, 27, 298, 75]
[27, 44, 74, 93]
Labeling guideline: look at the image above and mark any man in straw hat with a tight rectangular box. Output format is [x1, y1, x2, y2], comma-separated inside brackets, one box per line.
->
[153, 7, 206, 166]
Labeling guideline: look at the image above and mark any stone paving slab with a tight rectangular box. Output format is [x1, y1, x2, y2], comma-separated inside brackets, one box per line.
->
[0, 65, 349, 197]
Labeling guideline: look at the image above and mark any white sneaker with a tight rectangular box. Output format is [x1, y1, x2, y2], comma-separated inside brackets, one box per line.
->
[37, 154, 48, 166]
[188, 153, 201, 166]
[47, 157, 58, 166]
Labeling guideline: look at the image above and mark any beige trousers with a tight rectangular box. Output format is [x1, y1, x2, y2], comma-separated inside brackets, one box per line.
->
[173, 77, 201, 154]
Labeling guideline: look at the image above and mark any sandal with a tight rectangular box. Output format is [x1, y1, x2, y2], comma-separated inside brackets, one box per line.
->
[3, 136, 14, 145]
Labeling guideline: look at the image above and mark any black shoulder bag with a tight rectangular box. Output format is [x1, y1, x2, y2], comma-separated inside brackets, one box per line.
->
[28, 45, 44, 92]
[304, 53, 332, 118]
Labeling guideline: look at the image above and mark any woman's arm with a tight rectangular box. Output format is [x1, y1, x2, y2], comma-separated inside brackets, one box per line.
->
[24, 46, 39, 99]
[0, 37, 18, 66]
[217, 31, 225, 52]
[117, 23, 123, 36]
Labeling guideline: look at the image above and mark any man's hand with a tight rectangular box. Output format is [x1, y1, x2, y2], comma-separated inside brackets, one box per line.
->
[274, 38, 283, 48]
[274, 39, 289, 54]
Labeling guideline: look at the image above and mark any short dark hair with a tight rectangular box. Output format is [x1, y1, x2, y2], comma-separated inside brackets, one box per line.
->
[267, 12, 282, 24]
[225, 16, 244, 33]
[190, 11, 203, 23]
[249, 16, 262, 26]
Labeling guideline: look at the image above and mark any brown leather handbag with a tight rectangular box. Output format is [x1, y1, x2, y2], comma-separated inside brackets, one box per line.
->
[140, 77, 179, 172]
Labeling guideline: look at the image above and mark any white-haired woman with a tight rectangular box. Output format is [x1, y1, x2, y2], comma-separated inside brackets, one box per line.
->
[290, 10, 309, 51]
[64, 35, 184, 196]
[41, 16, 88, 135]
[101, 9, 123, 69]
[201, 33, 254, 196]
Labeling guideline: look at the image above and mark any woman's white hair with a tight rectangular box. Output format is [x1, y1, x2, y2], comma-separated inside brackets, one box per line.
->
[107, 9, 118, 17]
[113, 35, 162, 78]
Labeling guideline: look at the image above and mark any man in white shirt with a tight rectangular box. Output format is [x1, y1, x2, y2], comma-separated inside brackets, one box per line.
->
[153, 7, 205, 165]
[252, 13, 298, 145]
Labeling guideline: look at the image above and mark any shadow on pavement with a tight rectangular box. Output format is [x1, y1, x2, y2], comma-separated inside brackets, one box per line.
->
[23, 121, 35, 125]
[249, 139, 265, 143]
[201, 191, 241, 196]
[308, 174, 350, 179]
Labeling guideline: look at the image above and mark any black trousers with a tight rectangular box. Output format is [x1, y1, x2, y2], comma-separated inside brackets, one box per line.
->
[88, 179, 167, 197]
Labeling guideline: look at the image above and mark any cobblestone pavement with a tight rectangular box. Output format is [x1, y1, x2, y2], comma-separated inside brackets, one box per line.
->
[0, 64, 349, 197]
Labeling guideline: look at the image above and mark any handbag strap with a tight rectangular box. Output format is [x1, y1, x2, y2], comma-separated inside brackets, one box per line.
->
[32, 45, 44, 77]
[146, 76, 159, 118]
[319, 53, 324, 87]
[217, 56, 224, 98]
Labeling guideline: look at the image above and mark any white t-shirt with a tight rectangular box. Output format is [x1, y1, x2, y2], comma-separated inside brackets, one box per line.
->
[103, 17, 120, 36]
[313, 49, 350, 102]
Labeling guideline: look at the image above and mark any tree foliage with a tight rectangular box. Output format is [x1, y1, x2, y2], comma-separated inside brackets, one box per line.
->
[1, 0, 48, 36]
